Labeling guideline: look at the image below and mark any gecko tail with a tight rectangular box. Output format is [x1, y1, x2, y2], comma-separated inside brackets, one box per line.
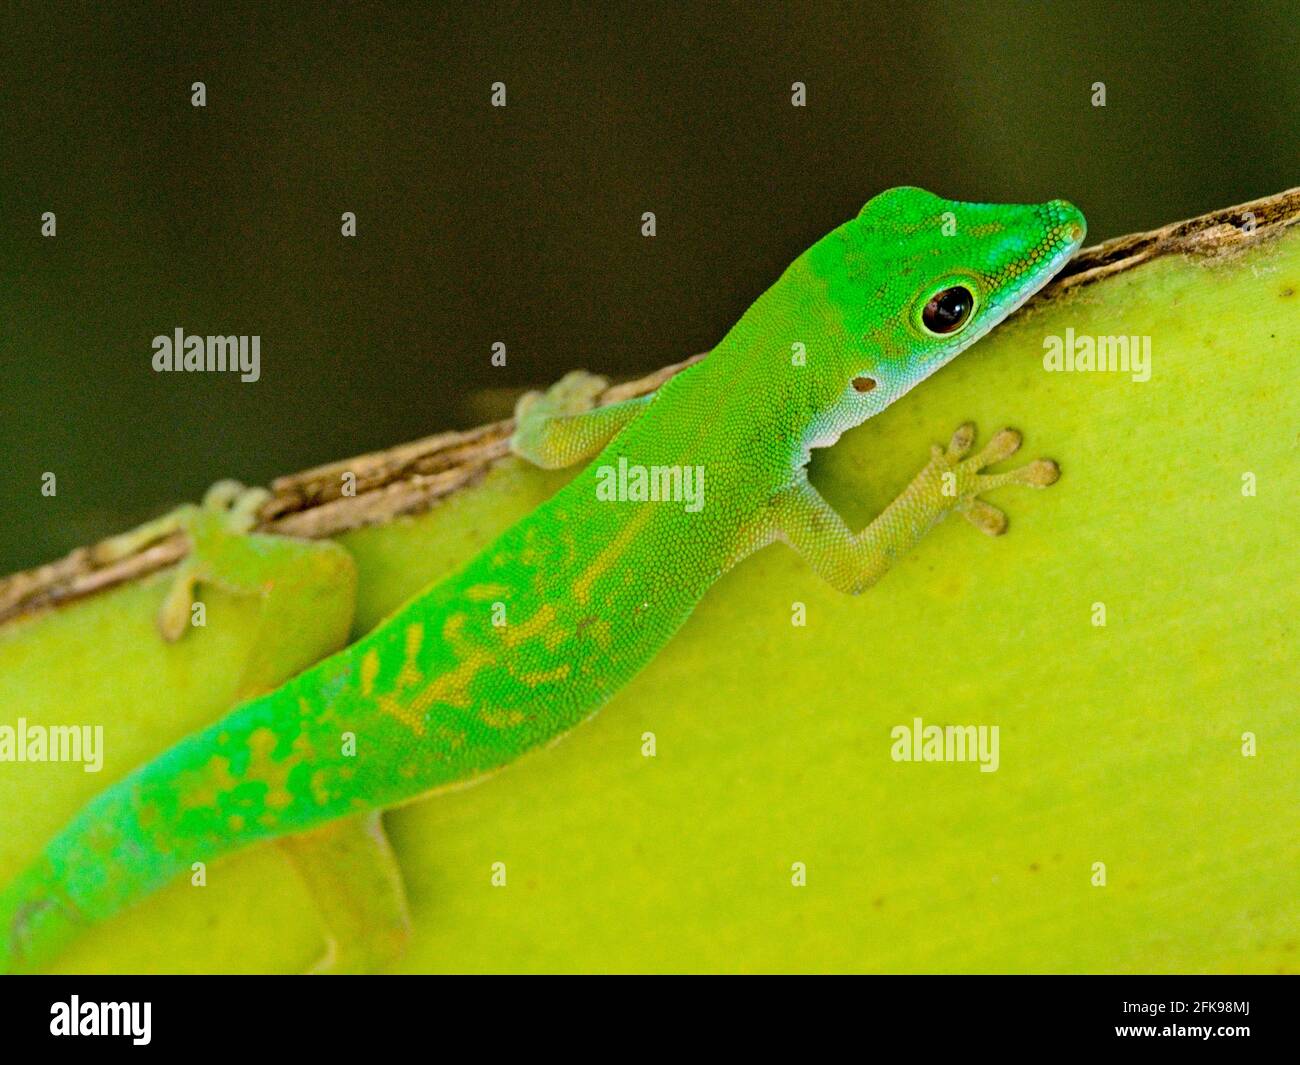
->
[0, 779, 177, 974]
[0, 853, 76, 974]
[0, 682, 350, 974]
[1, 585, 492, 974]
[0, 795, 129, 972]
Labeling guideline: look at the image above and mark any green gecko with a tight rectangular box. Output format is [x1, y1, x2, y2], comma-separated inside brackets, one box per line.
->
[0, 187, 1085, 973]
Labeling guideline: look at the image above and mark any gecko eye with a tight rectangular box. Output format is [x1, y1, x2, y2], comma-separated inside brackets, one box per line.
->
[921, 285, 974, 335]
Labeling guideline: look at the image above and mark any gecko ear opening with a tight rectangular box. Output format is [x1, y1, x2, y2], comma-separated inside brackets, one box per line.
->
[852, 376, 877, 393]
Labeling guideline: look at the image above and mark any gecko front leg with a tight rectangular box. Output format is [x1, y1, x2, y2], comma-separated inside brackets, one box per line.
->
[511, 370, 652, 469]
[773, 423, 1059, 595]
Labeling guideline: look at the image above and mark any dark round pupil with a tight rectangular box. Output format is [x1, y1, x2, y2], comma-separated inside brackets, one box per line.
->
[923, 286, 973, 334]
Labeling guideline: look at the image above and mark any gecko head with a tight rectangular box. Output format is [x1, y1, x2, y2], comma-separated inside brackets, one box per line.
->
[809, 187, 1085, 422]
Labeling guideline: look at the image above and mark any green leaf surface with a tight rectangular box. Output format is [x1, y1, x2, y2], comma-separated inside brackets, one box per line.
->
[1, 223, 1296, 973]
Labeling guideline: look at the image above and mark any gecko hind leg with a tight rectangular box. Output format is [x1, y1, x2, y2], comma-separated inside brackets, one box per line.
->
[280, 811, 413, 974]
[92, 480, 358, 700]
[94, 481, 395, 973]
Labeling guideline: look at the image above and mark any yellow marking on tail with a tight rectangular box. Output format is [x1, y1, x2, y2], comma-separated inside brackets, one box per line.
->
[376, 692, 429, 735]
[500, 603, 558, 647]
[308, 769, 333, 805]
[245, 726, 306, 813]
[516, 663, 571, 687]
[175, 755, 240, 813]
[442, 612, 469, 645]
[481, 707, 526, 728]
[291, 731, 320, 764]
[360, 648, 380, 696]
[396, 623, 425, 687]
[407, 651, 492, 718]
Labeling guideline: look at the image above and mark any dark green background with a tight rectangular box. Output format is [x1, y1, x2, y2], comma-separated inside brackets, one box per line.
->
[1, 2, 1295, 573]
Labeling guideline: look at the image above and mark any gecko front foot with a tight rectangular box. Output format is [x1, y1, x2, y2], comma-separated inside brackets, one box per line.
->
[930, 422, 1059, 536]
[512, 369, 632, 469]
[513, 369, 609, 426]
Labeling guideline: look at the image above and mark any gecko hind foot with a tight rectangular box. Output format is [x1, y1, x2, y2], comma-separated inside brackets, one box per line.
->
[197, 479, 271, 533]
[91, 481, 274, 641]
[155, 481, 275, 640]
[91, 480, 270, 564]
